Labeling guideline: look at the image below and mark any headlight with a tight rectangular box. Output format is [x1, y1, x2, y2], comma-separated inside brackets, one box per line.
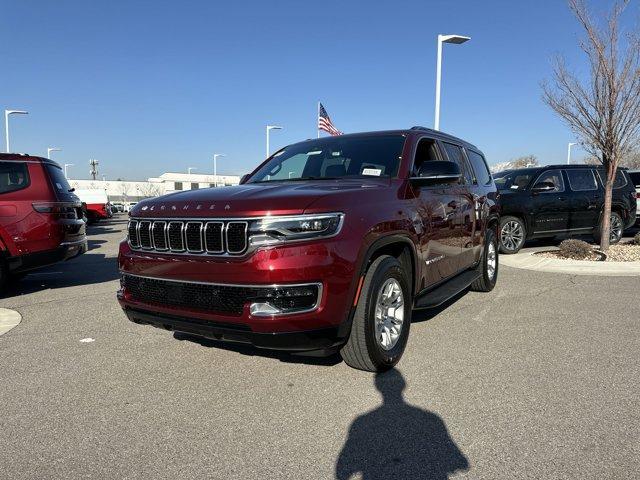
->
[248, 213, 344, 247]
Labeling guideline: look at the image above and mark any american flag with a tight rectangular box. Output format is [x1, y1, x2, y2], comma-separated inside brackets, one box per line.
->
[318, 103, 342, 136]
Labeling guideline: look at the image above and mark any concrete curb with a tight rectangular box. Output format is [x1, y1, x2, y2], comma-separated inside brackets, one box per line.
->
[0, 308, 22, 336]
[499, 247, 640, 276]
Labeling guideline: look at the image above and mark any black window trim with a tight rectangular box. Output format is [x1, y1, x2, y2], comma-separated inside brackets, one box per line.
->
[595, 168, 628, 189]
[0, 160, 31, 195]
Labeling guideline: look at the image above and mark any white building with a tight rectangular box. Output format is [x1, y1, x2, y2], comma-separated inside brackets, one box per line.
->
[69, 172, 241, 203]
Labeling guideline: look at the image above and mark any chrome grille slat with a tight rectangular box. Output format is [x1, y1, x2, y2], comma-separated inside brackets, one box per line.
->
[128, 220, 140, 248]
[204, 222, 224, 253]
[185, 222, 204, 252]
[226, 221, 248, 254]
[138, 221, 153, 249]
[129, 218, 248, 256]
[168, 221, 185, 251]
[152, 221, 168, 250]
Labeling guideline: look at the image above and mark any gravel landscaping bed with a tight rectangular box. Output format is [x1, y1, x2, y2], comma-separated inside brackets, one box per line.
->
[536, 241, 640, 262]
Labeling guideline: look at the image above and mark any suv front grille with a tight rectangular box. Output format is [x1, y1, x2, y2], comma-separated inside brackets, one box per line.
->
[128, 219, 248, 256]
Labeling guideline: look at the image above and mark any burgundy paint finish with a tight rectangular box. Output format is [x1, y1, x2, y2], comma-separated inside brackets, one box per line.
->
[117, 129, 499, 346]
[0, 154, 87, 271]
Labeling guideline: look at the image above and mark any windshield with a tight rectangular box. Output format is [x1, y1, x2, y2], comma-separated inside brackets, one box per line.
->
[247, 135, 406, 183]
[493, 170, 535, 191]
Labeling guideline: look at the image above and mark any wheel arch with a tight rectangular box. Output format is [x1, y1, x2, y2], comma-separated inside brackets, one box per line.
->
[359, 235, 418, 298]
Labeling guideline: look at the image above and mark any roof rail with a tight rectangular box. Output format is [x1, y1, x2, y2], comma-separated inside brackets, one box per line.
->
[410, 126, 435, 132]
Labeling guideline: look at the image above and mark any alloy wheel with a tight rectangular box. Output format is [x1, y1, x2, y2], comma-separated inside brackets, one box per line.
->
[610, 214, 623, 242]
[374, 278, 405, 351]
[501, 221, 524, 252]
[487, 241, 497, 280]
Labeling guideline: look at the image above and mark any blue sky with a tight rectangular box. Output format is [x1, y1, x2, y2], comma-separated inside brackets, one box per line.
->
[1, 0, 638, 180]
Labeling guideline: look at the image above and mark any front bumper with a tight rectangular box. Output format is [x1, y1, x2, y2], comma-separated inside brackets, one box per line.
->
[117, 235, 362, 343]
[122, 307, 348, 351]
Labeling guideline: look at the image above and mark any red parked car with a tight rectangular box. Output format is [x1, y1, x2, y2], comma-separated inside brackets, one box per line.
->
[118, 128, 499, 371]
[0, 153, 87, 289]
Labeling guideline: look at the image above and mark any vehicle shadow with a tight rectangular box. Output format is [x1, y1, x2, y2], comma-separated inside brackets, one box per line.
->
[4, 251, 119, 296]
[335, 369, 469, 480]
[410, 289, 469, 324]
[172, 332, 343, 367]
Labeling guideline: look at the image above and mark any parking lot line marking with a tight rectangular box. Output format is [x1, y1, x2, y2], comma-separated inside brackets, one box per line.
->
[0, 309, 22, 336]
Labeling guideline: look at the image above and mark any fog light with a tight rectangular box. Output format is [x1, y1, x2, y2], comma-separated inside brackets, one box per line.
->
[249, 284, 321, 316]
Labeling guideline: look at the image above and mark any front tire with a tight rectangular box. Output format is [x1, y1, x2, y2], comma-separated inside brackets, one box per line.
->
[471, 228, 499, 292]
[499, 216, 526, 254]
[340, 255, 411, 372]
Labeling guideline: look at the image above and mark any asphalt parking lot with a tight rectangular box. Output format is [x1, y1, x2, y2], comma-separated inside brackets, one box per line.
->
[1, 217, 638, 479]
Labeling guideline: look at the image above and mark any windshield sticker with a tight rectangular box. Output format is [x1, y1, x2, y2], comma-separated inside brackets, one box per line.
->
[362, 168, 382, 176]
[306, 150, 322, 155]
[510, 185, 519, 189]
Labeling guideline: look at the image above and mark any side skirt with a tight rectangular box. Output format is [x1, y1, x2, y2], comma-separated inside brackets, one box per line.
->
[413, 269, 481, 309]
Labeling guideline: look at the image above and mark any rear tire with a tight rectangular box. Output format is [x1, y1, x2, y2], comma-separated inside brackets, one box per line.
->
[499, 216, 526, 254]
[471, 228, 498, 292]
[340, 255, 411, 372]
[0, 260, 8, 293]
[593, 211, 624, 245]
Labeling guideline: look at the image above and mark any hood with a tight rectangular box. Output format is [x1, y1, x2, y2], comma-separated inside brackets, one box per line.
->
[130, 179, 389, 218]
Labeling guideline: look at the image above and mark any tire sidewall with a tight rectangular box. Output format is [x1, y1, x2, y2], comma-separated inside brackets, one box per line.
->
[362, 258, 411, 368]
[481, 229, 498, 289]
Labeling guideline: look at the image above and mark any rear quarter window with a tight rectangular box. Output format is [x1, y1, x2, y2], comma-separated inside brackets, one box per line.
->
[596, 169, 628, 189]
[625, 171, 640, 187]
[0, 161, 30, 194]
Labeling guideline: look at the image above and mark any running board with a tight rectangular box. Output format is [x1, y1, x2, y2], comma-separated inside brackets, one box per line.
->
[414, 269, 481, 309]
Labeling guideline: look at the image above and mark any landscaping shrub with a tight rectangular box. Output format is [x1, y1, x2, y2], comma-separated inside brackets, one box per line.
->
[558, 239, 594, 259]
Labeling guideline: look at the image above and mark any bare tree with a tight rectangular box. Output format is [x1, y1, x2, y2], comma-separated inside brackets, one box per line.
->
[542, 0, 640, 250]
[509, 155, 539, 169]
[137, 183, 163, 198]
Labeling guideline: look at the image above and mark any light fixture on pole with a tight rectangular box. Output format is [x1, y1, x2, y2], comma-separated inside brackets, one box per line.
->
[567, 142, 578, 164]
[64, 163, 74, 179]
[266, 125, 283, 157]
[47, 147, 61, 159]
[4, 109, 29, 152]
[434, 34, 470, 131]
[213, 153, 226, 187]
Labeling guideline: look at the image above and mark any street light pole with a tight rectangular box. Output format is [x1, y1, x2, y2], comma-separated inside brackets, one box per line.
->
[4, 109, 29, 152]
[213, 153, 226, 187]
[567, 142, 578, 164]
[64, 163, 74, 179]
[434, 35, 470, 131]
[266, 125, 283, 157]
[188, 167, 197, 175]
[47, 147, 61, 159]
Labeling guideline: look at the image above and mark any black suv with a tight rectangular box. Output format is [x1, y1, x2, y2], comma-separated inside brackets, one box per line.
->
[494, 165, 637, 253]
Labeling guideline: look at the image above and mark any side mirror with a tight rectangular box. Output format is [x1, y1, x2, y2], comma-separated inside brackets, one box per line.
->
[532, 181, 555, 193]
[410, 161, 461, 185]
[240, 174, 250, 184]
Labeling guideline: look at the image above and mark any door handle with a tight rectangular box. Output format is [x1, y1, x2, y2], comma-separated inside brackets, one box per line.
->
[558, 196, 566, 201]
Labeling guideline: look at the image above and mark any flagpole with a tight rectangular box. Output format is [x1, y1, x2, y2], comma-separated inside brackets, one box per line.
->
[317, 101, 320, 138]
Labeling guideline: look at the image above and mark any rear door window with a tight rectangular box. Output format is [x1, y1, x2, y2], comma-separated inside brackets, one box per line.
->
[442, 142, 473, 184]
[0, 161, 30, 194]
[565, 169, 598, 191]
[466, 150, 492, 186]
[628, 171, 640, 187]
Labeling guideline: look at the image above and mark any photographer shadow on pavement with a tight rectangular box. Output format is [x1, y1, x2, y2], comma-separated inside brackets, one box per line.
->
[335, 369, 469, 480]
